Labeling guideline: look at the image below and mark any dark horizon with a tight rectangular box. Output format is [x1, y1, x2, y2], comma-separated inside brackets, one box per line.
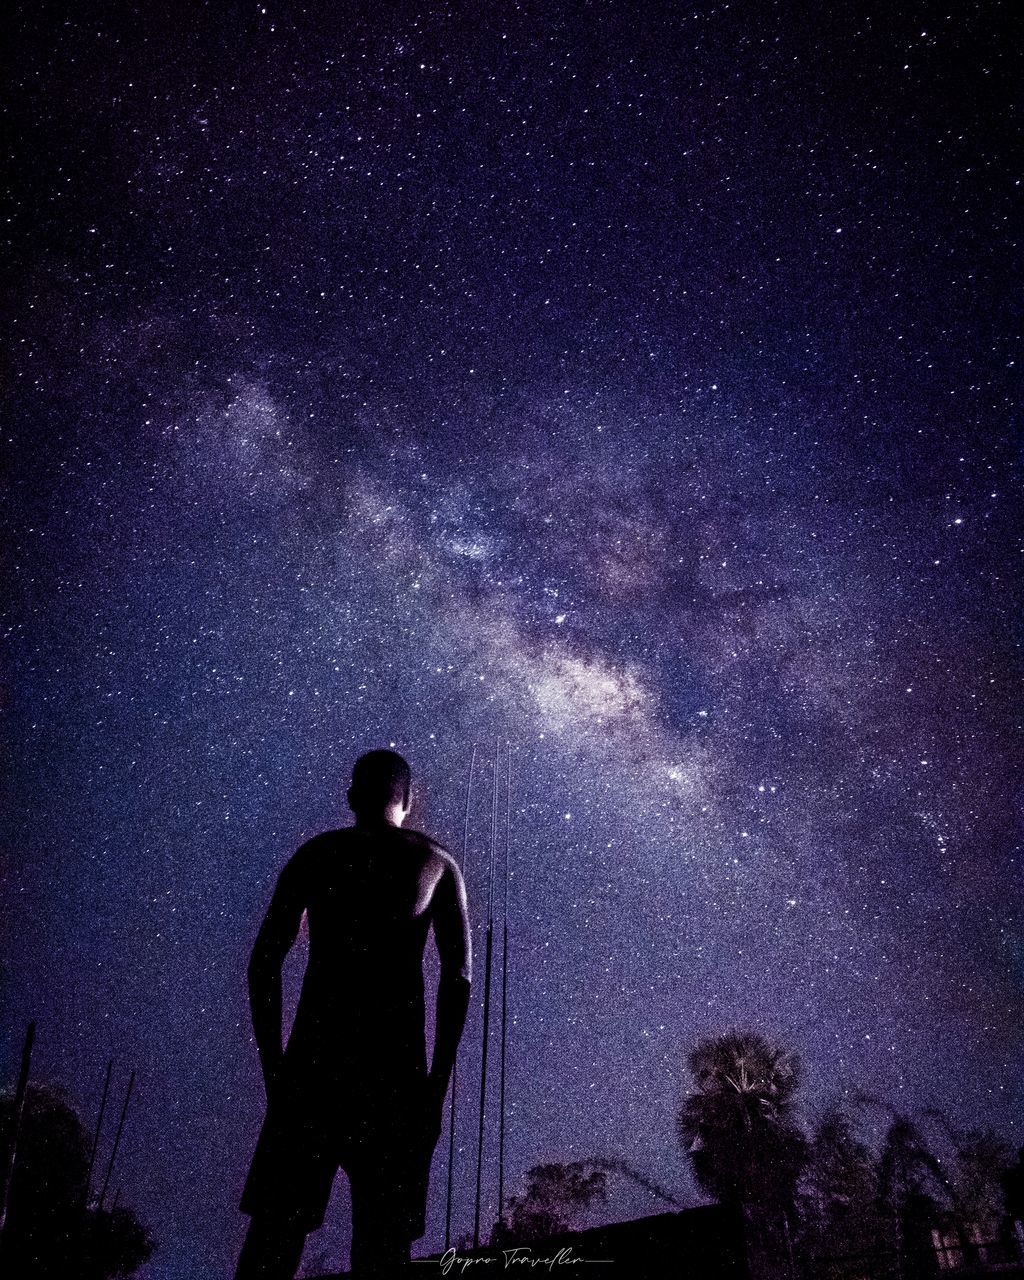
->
[4, 2, 1022, 1277]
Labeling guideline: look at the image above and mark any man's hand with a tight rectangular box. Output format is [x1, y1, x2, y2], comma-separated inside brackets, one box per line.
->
[248, 850, 307, 1111]
[260, 1051, 284, 1103]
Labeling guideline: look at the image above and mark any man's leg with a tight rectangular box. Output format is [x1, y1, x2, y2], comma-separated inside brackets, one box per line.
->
[348, 1161, 414, 1277]
[234, 1214, 307, 1280]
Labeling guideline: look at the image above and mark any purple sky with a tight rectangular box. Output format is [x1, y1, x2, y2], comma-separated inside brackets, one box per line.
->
[4, 3, 1021, 1277]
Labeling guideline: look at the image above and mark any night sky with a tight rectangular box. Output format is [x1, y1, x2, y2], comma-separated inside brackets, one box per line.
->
[4, 2, 1022, 1277]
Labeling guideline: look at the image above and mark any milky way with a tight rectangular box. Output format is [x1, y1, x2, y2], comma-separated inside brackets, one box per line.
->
[4, 4, 1021, 1278]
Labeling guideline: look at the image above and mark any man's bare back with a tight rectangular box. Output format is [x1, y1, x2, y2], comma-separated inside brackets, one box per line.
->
[255, 825, 471, 1101]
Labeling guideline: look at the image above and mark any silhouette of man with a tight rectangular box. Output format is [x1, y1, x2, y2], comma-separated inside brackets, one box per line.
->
[235, 750, 472, 1279]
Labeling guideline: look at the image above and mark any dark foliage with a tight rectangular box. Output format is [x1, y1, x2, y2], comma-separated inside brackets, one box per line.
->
[1002, 1147, 1024, 1222]
[495, 1161, 608, 1245]
[0, 1085, 155, 1279]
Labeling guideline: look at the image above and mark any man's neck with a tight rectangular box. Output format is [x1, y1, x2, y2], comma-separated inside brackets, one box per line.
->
[353, 811, 404, 830]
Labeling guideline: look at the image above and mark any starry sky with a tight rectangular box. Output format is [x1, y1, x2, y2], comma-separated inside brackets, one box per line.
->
[3, 2, 1022, 1277]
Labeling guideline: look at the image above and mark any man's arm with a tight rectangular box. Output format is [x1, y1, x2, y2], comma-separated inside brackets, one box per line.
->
[427, 854, 473, 1112]
[247, 852, 307, 1098]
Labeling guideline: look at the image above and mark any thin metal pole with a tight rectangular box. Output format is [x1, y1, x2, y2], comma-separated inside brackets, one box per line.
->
[446, 743, 478, 1253]
[98, 1070, 135, 1212]
[473, 740, 499, 1249]
[0, 1020, 36, 1237]
[497, 742, 511, 1232]
[85, 1059, 113, 1209]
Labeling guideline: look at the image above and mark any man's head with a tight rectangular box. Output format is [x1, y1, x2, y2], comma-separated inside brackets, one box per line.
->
[347, 749, 412, 826]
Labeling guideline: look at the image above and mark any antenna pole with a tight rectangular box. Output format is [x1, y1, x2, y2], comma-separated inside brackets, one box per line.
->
[446, 743, 478, 1253]
[0, 1020, 36, 1238]
[84, 1059, 113, 1209]
[497, 742, 511, 1234]
[473, 739, 499, 1250]
[98, 1070, 135, 1212]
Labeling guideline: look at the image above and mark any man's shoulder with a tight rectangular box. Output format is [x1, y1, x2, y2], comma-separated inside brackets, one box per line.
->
[401, 828, 457, 871]
[281, 829, 348, 874]
[295, 829, 349, 854]
[400, 827, 447, 855]
[284, 826, 456, 875]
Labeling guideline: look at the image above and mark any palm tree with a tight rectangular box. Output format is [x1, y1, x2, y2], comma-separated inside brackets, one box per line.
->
[676, 1031, 808, 1217]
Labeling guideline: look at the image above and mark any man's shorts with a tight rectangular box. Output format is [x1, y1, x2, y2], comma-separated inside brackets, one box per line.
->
[240, 1072, 433, 1238]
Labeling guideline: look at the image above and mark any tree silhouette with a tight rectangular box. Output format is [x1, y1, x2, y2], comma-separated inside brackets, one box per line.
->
[849, 1094, 1019, 1273]
[921, 1111, 1013, 1241]
[878, 1117, 944, 1202]
[0, 1084, 154, 1279]
[676, 1031, 808, 1217]
[494, 1161, 608, 1245]
[797, 1107, 889, 1278]
[1002, 1147, 1024, 1223]
[873, 1115, 956, 1278]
